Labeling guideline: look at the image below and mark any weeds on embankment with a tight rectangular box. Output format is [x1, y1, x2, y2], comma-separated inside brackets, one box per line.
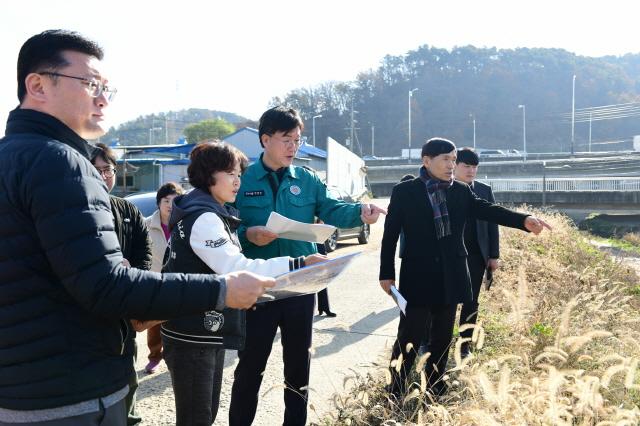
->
[319, 209, 640, 425]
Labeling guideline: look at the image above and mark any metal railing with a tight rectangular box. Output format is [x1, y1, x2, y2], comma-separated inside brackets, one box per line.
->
[483, 177, 640, 192]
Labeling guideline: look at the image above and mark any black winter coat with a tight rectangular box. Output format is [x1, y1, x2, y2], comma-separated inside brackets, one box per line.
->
[379, 176, 528, 306]
[109, 195, 152, 270]
[0, 109, 225, 410]
[468, 180, 500, 263]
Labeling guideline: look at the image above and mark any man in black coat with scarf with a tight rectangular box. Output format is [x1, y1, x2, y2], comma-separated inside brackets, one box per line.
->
[379, 138, 550, 398]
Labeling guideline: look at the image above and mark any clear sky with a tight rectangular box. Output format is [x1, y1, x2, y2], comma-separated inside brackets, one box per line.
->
[1, 0, 638, 134]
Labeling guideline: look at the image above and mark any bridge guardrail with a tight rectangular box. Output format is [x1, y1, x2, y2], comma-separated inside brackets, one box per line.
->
[483, 177, 640, 192]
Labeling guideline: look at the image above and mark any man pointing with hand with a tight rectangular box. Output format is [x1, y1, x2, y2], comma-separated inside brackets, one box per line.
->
[380, 137, 550, 399]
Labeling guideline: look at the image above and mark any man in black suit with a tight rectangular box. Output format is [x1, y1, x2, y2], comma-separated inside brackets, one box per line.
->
[455, 148, 499, 358]
[379, 138, 550, 397]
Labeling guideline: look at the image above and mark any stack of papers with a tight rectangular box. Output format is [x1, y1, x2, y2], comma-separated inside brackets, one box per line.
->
[258, 252, 361, 302]
[389, 286, 407, 314]
[265, 212, 336, 243]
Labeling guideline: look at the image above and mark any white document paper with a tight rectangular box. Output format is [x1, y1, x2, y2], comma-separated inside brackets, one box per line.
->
[389, 286, 407, 315]
[265, 212, 336, 243]
[258, 252, 361, 302]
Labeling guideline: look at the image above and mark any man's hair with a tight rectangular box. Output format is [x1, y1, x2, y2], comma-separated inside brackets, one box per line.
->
[258, 106, 304, 148]
[17, 29, 104, 103]
[400, 174, 415, 182]
[91, 142, 117, 167]
[421, 137, 456, 158]
[188, 141, 248, 191]
[156, 182, 185, 206]
[456, 147, 479, 165]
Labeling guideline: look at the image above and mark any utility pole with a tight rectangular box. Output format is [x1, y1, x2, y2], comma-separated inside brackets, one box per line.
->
[165, 115, 169, 144]
[149, 127, 162, 145]
[349, 100, 358, 152]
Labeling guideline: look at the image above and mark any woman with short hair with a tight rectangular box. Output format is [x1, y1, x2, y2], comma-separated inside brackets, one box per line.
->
[143, 181, 185, 374]
[161, 141, 326, 426]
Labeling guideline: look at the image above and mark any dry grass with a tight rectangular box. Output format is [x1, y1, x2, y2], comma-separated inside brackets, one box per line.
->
[622, 232, 640, 247]
[318, 209, 640, 425]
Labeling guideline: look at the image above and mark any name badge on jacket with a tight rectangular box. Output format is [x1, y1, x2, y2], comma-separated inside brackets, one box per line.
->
[244, 190, 265, 197]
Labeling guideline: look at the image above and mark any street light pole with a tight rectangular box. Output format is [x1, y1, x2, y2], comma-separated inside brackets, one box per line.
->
[470, 113, 476, 149]
[371, 125, 375, 156]
[408, 88, 419, 162]
[571, 74, 576, 155]
[518, 104, 526, 161]
[312, 114, 322, 147]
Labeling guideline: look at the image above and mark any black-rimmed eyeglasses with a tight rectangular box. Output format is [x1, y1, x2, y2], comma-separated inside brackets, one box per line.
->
[40, 72, 117, 102]
[96, 167, 116, 178]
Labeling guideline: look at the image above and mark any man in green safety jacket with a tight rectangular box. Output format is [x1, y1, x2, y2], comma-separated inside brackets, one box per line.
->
[229, 106, 386, 426]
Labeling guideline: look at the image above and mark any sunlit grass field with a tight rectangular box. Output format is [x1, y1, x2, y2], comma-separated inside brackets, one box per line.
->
[319, 209, 640, 425]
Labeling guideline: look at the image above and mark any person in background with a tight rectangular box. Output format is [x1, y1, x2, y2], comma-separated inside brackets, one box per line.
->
[379, 138, 551, 399]
[398, 173, 416, 260]
[91, 143, 152, 426]
[315, 238, 336, 317]
[0, 29, 273, 426]
[161, 141, 326, 426]
[454, 148, 499, 358]
[143, 182, 185, 374]
[299, 168, 337, 318]
[229, 106, 386, 426]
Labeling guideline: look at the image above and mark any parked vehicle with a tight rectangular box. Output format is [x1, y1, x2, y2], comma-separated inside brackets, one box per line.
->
[478, 149, 507, 157]
[124, 191, 157, 217]
[323, 187, 370, 252]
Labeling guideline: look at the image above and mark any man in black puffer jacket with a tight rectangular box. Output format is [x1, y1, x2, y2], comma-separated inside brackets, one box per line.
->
[91, 142, 152, 426]
[0, 30, 273, 426]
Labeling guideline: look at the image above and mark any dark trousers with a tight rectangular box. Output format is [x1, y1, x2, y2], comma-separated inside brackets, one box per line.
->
[124, 337, 140, 426]
[229, 294, 315, 426]
[389, 304, 457, 396]
[163, 337, 225, 426]
[315, 243, 332, 314]
[146, 324, 163, 362]
[459, 253, 487, 346]
[0, 398, 127, 426]
[317, 288, 331, 313]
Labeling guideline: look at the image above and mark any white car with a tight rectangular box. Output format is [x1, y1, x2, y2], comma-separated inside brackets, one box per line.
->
[124, 192, 157, 217]
[322, 187, 370, 252]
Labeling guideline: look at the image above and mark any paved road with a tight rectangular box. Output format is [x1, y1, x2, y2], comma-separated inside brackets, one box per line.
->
[135, 198, 399, 425]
